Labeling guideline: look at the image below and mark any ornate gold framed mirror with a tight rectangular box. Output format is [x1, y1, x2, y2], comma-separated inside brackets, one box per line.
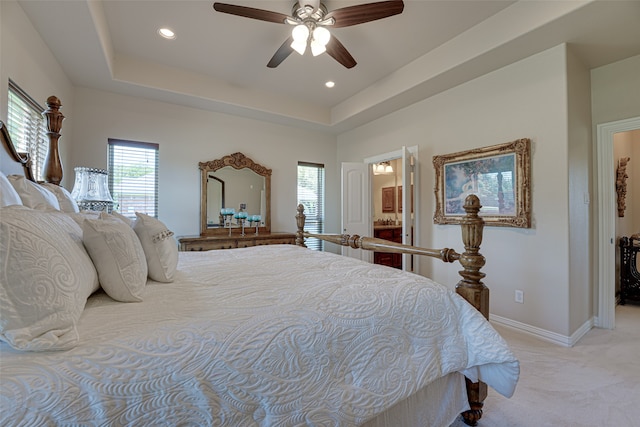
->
[199, 152, 271, 236]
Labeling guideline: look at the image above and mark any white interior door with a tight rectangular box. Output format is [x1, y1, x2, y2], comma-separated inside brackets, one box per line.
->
[341, 162, 371, 262]
[359, 146, 420, 272]
[401, 146, 413, 271]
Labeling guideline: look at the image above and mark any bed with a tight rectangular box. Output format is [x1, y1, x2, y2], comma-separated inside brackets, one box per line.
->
[0, 97, 519, 427]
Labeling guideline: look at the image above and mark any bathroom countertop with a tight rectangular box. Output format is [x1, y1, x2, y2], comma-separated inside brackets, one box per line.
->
[373, 224, 402, 230]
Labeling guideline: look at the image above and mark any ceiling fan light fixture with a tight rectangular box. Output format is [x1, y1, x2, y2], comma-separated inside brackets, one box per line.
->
[291, 39, 307, 55]
[310, 26, 330, 56]
[213, 0, 404, 68]
[291, 24, 310, 55]
[310, 39, 326, 56]
[292, 24, 309, 42]
[312, 26, 330, 46]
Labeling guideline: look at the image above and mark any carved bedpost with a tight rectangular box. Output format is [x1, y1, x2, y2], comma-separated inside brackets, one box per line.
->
[296, 204, 307, 247]
[457, 194, 489, 426]
[456, 194, 488, 318]
[42, 96, 64, 185]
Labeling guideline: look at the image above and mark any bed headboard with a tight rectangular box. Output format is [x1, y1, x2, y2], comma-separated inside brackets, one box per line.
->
[0, 121, 35, 181]
[0, 95, 64, 184]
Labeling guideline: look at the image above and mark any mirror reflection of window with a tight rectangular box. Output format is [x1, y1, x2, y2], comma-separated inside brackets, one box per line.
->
[207, 175, 224, 226]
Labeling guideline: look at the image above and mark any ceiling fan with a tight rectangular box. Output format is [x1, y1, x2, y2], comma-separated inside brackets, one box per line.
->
[213, 0, 404, 69]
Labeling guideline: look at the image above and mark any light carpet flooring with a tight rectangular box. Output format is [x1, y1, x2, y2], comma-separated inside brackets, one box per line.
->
[451, 304, 640, 427]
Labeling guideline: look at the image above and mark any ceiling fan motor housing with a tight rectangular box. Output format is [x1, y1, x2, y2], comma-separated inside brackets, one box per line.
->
[292, 2, 328, 24]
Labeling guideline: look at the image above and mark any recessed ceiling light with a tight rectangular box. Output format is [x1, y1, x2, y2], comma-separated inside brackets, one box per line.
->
[158, 28, 176, 40]
[325, 81, 335, 88]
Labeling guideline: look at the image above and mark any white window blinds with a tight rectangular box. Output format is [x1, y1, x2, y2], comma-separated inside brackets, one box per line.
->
[7, 80, 47, 180]
[107, 139, 159, 219]
[297, 162, 325, 251]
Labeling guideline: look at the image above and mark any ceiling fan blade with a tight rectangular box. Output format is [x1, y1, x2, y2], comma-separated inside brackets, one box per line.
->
[213, 3, 290, 24]
[325, 36, 357, 69]
[325, 0, 404, 28]
[267, 36, 295, 68]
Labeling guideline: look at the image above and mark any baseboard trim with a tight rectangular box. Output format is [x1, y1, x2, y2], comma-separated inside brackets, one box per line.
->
[490, 314, 594, 347]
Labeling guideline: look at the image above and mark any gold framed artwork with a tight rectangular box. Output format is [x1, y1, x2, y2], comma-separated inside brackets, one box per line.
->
[433, 138, 531, 228]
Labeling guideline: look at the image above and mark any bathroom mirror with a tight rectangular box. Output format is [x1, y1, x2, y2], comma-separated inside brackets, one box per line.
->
[199, 152, 271, 235]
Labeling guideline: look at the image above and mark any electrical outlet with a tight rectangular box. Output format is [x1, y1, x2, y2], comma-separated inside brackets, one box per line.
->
[515, 290, 524, 304]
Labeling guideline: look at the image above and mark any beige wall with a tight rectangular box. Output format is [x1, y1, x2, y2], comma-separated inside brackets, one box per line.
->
[0, 0, 75, 184]
[566, 46, 593, 335]
[1, 0, 339, 239]
[70, 87, 339, 238]
[338, 45, 574, 337]
[592, 55, 640, 125]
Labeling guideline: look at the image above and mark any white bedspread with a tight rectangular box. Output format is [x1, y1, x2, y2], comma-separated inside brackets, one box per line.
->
[0, 245, 518, 426]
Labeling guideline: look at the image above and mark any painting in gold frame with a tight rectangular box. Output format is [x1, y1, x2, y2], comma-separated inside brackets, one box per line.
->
[433, 138, 531, 228]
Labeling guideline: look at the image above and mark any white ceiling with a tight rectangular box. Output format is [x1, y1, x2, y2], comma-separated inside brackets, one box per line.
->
[17, 0, 640, 133]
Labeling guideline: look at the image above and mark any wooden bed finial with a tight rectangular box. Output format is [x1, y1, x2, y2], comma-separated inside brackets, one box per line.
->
[41, 96, 64, 185]
[296, 204, 307, 247]
[456, 194, 488, 318]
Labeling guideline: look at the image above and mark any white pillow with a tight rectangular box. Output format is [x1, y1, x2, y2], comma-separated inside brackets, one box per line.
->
[102, 210, 136, 227]
[7, 174, 60, 210]
[134, 213, 178, 283]
[0, 171, 22, 207]
[83, 217, 148, 302]
[67, 211, 102, 227]
[42, 183, 80, 213]
[0, 206, 99, 351]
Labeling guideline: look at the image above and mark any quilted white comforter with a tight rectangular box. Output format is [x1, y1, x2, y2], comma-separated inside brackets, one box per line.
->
[0, 245, 519, 426]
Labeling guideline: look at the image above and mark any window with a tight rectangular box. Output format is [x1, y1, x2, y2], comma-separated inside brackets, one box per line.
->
[297, 162, 325, 251]
[108, 139, 159, 219]
[6, 80, 47, 180]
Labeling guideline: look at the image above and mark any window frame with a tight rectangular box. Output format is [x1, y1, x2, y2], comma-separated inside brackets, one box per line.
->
[107, 138, 159, 219]
[297, 161, 325, 251]
[6, 80, 47, 181]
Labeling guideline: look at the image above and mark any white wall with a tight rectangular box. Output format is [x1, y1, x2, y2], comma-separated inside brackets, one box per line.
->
[70, 87, 338, 238]
[0, 0, 74, 185]
[338, 45, 573, 337]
